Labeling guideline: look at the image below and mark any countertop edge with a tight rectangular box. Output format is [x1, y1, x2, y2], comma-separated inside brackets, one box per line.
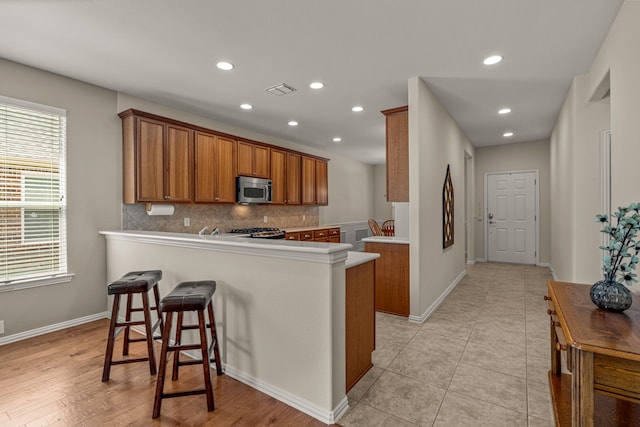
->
[362, 236, 410, 244]
[100, 230, 352, 265]
[345, 251, 380, 269]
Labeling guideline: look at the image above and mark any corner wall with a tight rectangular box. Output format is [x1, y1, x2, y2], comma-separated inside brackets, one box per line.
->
[549, 1, 640, 285]
[408, 77, 474, 319]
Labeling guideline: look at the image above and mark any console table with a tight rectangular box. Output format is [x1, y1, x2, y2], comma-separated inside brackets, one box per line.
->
[546, 281, 640, 426]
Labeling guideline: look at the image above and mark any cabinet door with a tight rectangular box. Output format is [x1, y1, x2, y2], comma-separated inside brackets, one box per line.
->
[315, 160, 328, 205]
[136, 117, 165, 202]
[270, 149, 287, 204]
[195, 132, 216, 202]
[165, 124, 193, 202]
[286, 153, 301, 205]
[236, 141, 253, 177]
[195, 132, 235, 203]
[215, 136, 236, 202]
[383, 107, 408, 202]
[254, 145, 271, 178]
[301, 156, 316, 205]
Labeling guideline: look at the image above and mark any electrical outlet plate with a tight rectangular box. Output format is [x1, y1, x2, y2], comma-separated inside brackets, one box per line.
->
[0, 320, 4, 335]
[263, 216, 268, 223]
[184, 217, 190, 226]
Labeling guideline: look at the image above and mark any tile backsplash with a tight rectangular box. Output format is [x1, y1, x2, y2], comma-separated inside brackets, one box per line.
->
[122, 203, 319, 233]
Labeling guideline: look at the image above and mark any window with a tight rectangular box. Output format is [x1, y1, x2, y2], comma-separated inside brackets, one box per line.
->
[0, 95, 68, 286]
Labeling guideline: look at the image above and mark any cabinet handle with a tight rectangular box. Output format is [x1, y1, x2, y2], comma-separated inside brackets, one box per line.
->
[215, 197, 220, 201]
[164, 195, 170, 200]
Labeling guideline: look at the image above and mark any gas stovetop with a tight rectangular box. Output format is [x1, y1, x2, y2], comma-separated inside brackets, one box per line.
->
[229, 227, 285, 239]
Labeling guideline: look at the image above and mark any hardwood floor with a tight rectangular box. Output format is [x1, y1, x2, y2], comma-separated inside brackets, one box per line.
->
[0, 319, 335, 426]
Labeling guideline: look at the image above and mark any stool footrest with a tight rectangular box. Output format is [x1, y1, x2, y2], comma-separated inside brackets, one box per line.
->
[111, 357, 150, 365]
[168, 344, 201, 352]
[162, 389, 206, 399]
[115, 320, 146, 327]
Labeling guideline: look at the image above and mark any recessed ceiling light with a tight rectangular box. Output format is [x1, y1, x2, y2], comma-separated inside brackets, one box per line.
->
[332, 137, 342, 143]
[503, 132, 514, 137]
[351, 106, 364, 112]
[216, 61, 234, 71]
[288, 121, 299, 126]
[483, 55, 503, 65]
[240, 103, 253, 110]
[498, 108, 511, 115]
[310, 82, 325, 89]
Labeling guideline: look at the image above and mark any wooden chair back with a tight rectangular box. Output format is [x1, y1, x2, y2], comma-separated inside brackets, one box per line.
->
[368, 219, 383, 236]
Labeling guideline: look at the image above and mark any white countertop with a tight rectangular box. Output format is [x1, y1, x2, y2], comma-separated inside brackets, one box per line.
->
[284, 225, 340, 233]
[361, 236, 410, 245]
[100, 230, 353, 264]
[345, 251, 380, 268]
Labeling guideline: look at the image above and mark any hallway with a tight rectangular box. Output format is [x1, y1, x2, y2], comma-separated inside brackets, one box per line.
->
[340, 262, 554, 426]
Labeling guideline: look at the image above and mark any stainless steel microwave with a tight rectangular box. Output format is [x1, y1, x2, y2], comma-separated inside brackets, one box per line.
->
[236, 176, 272, 204]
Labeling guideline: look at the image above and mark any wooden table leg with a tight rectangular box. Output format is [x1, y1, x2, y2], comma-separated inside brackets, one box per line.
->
[572, 348, 594, 427]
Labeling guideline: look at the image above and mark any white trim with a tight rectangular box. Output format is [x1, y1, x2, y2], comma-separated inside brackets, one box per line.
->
[484, 169, 540, 265]
[0, 94, 67, 115]
[601, 130, 612, 251]
[0, 311, 108, 346]
[466, 260, 476, 265]
[549, 265, 559, 281]
[224, 364, 349, 424]
[409, 270, 466, 323]
[475, 258, 487, 263]
[0, 273, 74, 293]
[537, 262, 551, 268]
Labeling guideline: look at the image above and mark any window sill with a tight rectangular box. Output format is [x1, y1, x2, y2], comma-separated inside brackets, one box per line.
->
[0, 274, 75, 293]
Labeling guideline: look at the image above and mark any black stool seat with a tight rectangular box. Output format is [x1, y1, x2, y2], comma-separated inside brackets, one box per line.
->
[159, 281, 216, 312]
[107, 270, 162, 295]
[153, 280, 222, 419]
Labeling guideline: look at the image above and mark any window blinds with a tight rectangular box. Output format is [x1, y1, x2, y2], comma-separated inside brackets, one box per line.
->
[0, 96, 67, 284]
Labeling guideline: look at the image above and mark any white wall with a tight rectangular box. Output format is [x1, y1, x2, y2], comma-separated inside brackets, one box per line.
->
[0, 58, 121, 336]
[373, 164, 392, 221]
[408, 77, 474, 320]
[473, 140, 551, 265]
[116, 94, 375, 227]
[549, 1, 640, 285]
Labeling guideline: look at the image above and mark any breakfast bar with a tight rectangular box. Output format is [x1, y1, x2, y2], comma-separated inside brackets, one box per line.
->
[100, 230, 376, 424]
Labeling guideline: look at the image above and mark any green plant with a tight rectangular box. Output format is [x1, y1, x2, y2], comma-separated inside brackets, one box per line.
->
[596, 203, 640, 286]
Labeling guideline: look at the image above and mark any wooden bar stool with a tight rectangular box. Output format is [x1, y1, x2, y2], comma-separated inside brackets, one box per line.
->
[102, 270, 163, 382]
[153, 280, 223, 419]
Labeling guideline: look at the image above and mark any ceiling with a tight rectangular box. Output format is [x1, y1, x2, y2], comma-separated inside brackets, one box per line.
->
[0, 1, 623, 164]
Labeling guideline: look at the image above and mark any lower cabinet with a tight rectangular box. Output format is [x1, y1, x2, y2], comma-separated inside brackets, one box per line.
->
[285, 227, 340, 242]
[346, 260, 375, 392]
[364, 242, 410, 316]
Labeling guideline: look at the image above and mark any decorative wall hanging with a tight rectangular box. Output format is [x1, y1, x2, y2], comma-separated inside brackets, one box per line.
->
[443, 164, 454, 248]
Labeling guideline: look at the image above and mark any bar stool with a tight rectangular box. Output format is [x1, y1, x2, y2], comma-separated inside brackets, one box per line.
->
[153, 280, 223, 419]
[102, 270, 163, 382]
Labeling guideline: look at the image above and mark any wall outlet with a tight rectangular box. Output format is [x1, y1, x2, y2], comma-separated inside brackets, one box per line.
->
[303, 214, 306, 221]
[184, 217, 190, 227]
[0, 320, 4, 335]
[263, 216, 268, 223]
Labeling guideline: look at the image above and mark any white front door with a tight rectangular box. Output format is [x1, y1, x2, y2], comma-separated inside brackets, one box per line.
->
[487, 172, 537, 264]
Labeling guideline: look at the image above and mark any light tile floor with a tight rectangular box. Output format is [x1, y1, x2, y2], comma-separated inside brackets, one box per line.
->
[340, 262, 555, 427]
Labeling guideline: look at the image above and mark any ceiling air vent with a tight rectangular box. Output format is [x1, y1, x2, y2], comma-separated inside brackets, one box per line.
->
[266, 83, 297, 96]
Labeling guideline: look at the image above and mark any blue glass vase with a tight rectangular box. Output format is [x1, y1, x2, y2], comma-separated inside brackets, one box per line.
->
[590, 276, 632, 312]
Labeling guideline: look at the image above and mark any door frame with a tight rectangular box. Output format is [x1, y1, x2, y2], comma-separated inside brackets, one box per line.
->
[484, 169, 540, 265]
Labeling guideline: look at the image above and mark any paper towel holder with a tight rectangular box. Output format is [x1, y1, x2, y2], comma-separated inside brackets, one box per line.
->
[145, 203, 175, 216]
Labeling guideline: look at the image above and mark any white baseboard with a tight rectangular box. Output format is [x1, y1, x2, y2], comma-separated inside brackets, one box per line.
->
[475, 258, 487, 263]
[0, 311, 109, 346]
[224, 364, 349, 424]
[466, 260, 476, 265]
[549, 265, 559, 281]
[409, 269, 467, 324]
[537, 262, 551, 268]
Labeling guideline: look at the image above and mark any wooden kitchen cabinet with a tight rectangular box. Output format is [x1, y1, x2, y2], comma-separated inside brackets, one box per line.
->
[286, 153, 301, 205]
[270, 149, 287, 204]
[315, 160, 328, 206]
[237, 141, 270, 178]
[194, 132, 236, 203]
[346, 259, 375, 391]
[381, 106, 408, 202]
[301, 156, 316, 205]
[285, 226, 341, 242]
[121, 112, 193, 204]
[365, 241, 409, 316]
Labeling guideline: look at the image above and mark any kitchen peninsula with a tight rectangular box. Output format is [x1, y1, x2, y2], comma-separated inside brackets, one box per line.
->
[100, 230, 377, 424]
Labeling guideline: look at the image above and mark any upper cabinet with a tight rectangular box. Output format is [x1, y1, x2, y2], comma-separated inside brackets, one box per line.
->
[381, 106, 408, 202]
[270, 149, 287, 205]
[119, 109, 329, 206]
[194, 132, 236, 203]
[237, 141, 270, 178]
[121, 112, 193, 204]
